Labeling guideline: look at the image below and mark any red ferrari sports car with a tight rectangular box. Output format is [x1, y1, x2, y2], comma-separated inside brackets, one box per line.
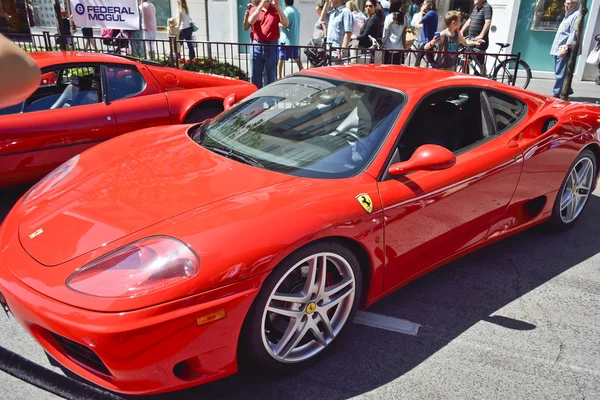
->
[0, 66, 599, 395]
[0, 51, 256, 187]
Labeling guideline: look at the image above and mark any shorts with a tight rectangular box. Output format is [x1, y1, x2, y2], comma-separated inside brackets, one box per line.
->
[279, 44, 299, 61]
[82, 27, 93, 38]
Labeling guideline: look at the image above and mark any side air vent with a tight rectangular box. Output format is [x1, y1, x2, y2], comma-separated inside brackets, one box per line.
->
[542, 118, 558, 133]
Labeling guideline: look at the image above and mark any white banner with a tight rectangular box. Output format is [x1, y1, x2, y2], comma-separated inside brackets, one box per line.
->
[70, 0, 140, 30]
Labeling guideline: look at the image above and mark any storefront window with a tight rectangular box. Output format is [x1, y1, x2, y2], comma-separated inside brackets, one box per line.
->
[530, 0, 564, 31]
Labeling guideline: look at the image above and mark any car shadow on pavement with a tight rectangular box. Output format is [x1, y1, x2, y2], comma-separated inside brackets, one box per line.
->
[140, 194, 600, 400]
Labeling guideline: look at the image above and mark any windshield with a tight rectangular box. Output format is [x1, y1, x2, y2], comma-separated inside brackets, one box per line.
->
[191, 76, 405, 178]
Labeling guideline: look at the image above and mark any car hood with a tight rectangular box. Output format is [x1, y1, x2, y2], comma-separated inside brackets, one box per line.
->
[18, 126, 293, 266]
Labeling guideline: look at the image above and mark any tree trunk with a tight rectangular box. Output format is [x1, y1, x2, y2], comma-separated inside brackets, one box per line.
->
[560, 0, 588, 100]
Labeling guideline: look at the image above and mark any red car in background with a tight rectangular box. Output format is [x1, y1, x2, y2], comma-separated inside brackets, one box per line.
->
[0, 51, 256, 187]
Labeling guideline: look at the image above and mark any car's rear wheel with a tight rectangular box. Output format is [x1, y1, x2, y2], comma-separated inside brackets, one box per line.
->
[184, 106, 223, 123]
[549, 149, 596, 230]
[241, 241, 362, 372]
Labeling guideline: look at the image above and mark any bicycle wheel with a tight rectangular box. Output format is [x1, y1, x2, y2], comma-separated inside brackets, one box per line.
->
[493, 58, 532, 89]
[457, 54, 483, 77]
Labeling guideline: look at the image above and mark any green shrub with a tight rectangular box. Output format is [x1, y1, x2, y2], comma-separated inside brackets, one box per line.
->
[160, 57, 249, 81]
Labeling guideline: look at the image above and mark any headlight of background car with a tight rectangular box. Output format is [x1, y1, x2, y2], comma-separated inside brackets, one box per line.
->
[22, 154, 80, 205]
[66, 237, 200, 298]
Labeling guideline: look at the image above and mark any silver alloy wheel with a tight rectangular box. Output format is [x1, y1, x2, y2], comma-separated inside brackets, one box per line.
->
[560, 156, 595, 224]
[261, 252, 356, 363]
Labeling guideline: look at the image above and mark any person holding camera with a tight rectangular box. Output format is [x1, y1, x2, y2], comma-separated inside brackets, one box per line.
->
[245, 0, 288, 88]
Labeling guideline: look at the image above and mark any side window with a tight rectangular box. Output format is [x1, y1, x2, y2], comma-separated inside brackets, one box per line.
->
[106, 66, 146, 101]
[398, 88, 484, 161]
[486, 91, 526, 134]
[23, 65, 101, 113]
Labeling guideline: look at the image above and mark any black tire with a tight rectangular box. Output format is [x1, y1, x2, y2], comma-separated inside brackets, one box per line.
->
[240, 240, 363, 373]
[493, 58, 532, 89]
[548, 149, 596, 231]
[183, 106, 223, 123]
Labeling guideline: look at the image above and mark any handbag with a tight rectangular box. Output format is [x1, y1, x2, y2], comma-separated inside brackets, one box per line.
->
[191, 21, 199, 32]
[404, 26, 417, 49]
[586, 44, 600, 65]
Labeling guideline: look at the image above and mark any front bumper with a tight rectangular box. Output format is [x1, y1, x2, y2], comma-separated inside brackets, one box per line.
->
[0, 252, 264, 395]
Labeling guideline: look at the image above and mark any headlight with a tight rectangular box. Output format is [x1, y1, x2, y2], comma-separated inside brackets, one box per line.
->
[22, 155, 79, 205]
[66, 237, 200, 298]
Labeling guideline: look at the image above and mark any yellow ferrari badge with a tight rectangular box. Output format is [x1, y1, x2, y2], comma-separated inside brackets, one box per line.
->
[29, 228, 43, 239]
[356, 194, 374, 214]
[306, 302, 317, 314]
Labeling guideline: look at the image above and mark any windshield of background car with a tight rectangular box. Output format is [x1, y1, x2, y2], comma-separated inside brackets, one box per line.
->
[192, 76, 405, 178]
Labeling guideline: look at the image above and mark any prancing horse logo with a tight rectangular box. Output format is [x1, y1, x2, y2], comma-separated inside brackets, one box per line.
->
[355, 194, 373, 214]
[29, 229, 43, 239]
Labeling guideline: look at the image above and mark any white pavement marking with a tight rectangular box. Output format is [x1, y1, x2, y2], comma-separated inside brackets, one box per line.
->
[353, 311, 420, 336]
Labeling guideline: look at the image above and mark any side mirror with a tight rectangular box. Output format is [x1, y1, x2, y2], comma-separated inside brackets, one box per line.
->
[223, 93, 236, 111]
[388, 144, 456, 176]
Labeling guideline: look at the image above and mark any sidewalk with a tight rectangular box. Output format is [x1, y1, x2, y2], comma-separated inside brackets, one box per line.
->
[518, 77, 599, 104]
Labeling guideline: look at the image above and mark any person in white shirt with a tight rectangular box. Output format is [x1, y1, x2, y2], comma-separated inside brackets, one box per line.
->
[382, 0, 406, 65]
[177, 0, 195, 60]
[139, 0, 157, 59]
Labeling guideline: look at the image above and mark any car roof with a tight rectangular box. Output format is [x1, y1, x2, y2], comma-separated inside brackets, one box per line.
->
[29, 51, 139, 69]
[297, 64, 543, 100]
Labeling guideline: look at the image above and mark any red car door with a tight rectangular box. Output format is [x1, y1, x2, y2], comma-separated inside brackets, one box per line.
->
[378, 88, 527, 291]
[0, 64, 116, 186]
[103, 64, 170, 134]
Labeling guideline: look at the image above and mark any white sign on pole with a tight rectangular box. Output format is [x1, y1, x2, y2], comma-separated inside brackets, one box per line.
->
[70, 0, 140, 29]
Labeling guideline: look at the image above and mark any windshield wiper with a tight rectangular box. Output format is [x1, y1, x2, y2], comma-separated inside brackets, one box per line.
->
[192, 119, 211, 144]
[202, 144, 264, 168]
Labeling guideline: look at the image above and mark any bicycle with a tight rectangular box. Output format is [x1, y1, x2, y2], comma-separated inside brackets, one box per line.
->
[457, 42, 532, 89]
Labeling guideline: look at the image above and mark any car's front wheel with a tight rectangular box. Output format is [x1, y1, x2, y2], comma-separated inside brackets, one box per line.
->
[241, 241, 362, 372]
[549, 149, 596, 230]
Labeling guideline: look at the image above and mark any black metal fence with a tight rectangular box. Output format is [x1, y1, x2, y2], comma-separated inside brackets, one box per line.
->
[7, 32, 527, 87]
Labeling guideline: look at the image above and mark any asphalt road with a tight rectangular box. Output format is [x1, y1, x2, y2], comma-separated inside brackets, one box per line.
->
[1, 184, 599, 400]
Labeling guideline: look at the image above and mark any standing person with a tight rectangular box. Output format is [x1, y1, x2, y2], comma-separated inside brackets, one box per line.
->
[140, 0, 157, 60]
[27, 1, 35, 27]
[425, 10, 483, 70]
[129, 8, 145, 58]
[549, 0, 579, 97]
[59, 10, 72, 48]
[380, 0, 390, 16]
[278, 0, 303, 79]
[407, 0, 419, 23]
[247, 0, 287, 88]
[460, 0, 492, 53]
[177, 0, 195, 60]
[354, 0, 380, 50]
[346, 1, 366, 62]
[313, 3, 327, 39]
[414, 0, 437, 66]
[168, 18, 181, 59]
[326, 0, 353, 62]
[82, 26, 97, 52]
[382, 0, 406, 65]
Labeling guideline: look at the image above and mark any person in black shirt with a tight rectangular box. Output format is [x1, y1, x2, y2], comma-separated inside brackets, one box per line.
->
[460, 0, 492, 51]
[354, 0, 381, 49]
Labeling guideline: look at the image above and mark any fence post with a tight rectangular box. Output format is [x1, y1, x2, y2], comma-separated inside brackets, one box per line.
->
[512, 52, 521, 86]
[43, 31, 51, 51]
[168, 35, 178, 68]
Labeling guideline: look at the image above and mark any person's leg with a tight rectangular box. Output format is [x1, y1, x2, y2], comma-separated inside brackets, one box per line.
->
[553, 55, 568, 96]
[146, 31, 156, 60]
[251, 41, 263, 89]
[183, 28, 195, 59]
[294, 47, 303, 71]
[265, 42, 278, 86]
[278, 44, 285, 79]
